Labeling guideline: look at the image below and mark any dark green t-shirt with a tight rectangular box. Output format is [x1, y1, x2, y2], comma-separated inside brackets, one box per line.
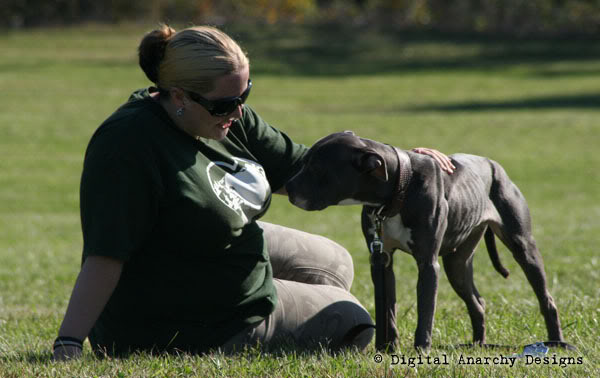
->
[81, 88, 307, 353]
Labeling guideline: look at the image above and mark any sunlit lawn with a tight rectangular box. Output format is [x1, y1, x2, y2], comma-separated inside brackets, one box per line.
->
[0, 23, 598, 376]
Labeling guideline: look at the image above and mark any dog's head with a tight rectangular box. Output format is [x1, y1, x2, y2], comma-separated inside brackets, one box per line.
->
[286, 131, 391, 211]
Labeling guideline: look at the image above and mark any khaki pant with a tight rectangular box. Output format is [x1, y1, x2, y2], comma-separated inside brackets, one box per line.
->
[223, 222, 374, 352]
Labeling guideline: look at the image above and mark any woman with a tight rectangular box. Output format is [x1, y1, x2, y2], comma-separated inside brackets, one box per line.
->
[53, 24, 454, 360]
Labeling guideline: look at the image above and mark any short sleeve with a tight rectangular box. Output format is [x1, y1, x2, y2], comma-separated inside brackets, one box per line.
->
[80, 133, 160, 261]
[235, 106, 308, 192]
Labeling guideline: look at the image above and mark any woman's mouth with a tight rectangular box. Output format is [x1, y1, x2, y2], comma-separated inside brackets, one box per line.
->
[219, 120, 233, 129]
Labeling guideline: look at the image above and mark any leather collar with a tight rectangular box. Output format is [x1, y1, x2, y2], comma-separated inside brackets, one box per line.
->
[375, 146, 412, 218]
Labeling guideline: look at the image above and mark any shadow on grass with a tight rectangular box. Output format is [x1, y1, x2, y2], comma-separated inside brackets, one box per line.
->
[4, 23, 598, 78]
[226, 24, 600, 77]
[404, 93, 600, 112]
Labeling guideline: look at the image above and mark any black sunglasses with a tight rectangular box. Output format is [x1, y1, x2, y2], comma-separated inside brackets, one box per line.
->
[187, 79, 252, 117]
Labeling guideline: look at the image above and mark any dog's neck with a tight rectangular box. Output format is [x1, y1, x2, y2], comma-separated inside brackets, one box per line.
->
[375, 146, 412, 218]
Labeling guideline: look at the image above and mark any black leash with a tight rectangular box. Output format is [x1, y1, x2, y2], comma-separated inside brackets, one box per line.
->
[367, 145, 411, 352]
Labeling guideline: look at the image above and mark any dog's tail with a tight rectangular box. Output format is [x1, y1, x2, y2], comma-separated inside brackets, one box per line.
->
[484, 227, 510, 278]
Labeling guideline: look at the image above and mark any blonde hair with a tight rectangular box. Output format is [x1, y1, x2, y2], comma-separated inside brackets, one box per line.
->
[138, 24, 249, 94]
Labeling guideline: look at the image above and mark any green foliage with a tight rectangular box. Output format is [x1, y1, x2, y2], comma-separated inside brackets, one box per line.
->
[2, 0, 600, 36]
[426, 0, 600, 35]
[0, 23, 599, 376]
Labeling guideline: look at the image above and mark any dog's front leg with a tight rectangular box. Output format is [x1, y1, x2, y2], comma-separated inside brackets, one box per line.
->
[412, 200, 448, 351]
[414, 256, 441, 350]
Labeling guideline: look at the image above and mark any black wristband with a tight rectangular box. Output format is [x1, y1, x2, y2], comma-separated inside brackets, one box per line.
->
[53, 336, 84, 351]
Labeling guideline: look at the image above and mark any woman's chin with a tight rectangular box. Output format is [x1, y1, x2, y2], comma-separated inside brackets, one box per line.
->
[214, 127, 229, 140]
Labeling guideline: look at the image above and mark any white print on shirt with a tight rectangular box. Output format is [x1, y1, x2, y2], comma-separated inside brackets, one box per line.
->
[207, 158, 272, 224]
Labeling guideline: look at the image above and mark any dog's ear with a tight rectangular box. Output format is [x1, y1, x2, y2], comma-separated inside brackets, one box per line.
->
[354, 151, 388, 181]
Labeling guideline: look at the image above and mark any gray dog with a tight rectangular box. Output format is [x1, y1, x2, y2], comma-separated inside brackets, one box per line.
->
[286, 131, 566, 351]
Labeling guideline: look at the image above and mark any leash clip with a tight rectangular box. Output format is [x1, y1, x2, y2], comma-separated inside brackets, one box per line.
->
[370, 239, 384, 254]
[368, 208, 391, 266]
[369, 237, 391, 267]
[369, 210, 386, 255]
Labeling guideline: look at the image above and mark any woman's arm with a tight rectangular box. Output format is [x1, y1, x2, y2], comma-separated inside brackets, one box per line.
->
[53, 255, 124, 361]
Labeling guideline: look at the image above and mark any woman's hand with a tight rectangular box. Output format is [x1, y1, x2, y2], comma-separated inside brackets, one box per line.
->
[412, 147, 455, 174]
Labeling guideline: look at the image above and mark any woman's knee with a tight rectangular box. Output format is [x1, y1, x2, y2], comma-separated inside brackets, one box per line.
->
[316, 236, 354, 290]
[259, 222, 354, 290]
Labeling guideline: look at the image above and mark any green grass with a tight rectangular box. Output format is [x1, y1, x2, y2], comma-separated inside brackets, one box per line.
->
[1, 22, 599, 376]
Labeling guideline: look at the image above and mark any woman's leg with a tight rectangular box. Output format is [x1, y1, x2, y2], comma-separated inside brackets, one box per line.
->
[222, 222, 373, 352]
[257, 221, 354, 291]
[223, 278, 374, 352]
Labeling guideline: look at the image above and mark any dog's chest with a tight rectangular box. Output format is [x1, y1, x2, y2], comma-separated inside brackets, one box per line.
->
[382, 214, 413, 254]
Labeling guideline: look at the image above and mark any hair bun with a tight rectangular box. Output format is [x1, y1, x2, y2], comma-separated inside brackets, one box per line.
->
[138, 24, 176, 84]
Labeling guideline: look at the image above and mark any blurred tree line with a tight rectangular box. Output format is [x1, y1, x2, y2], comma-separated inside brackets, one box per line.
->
[2, 0, 599, 36]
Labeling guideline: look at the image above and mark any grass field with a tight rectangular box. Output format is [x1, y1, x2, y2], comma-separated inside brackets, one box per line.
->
[0, 23, 599, 376]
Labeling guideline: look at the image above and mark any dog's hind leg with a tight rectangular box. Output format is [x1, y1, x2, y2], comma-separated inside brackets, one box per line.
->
[489, 223, 563, 341]
[488, 162, 564, 342]
[442, 226, 488, 344]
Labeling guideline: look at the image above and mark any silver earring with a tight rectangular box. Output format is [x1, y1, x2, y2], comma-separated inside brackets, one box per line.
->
[176, 107, 185, 117]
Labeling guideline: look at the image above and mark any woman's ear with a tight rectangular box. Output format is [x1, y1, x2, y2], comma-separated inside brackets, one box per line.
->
[169, 87, 187, 108]
[354, 151, 388, 181]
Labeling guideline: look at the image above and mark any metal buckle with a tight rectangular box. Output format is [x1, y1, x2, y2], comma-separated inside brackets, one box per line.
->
[370, 239, 384, 254]
[369, 211, 391, 267]
[369, 246, 391, 267]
